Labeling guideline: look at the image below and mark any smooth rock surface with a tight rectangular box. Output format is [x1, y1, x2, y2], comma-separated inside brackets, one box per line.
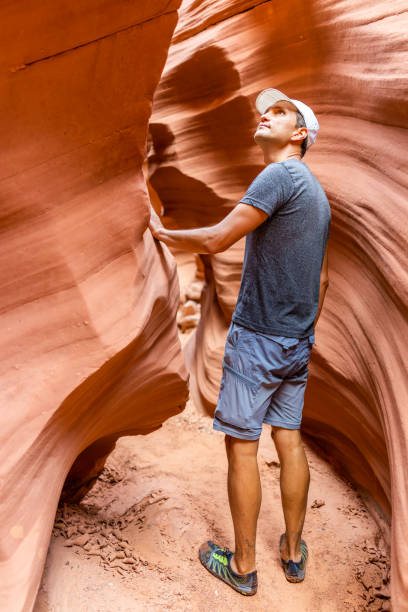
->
[150, 0, 408, 606]
[0, 2, 188, 611]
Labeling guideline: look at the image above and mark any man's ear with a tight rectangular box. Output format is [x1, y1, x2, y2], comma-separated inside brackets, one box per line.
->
[292, 127, 308, 143]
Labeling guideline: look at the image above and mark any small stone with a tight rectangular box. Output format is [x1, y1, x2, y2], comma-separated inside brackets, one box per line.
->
[66, 526, 77, 539]
[265, 460, 280, 468]
[180, 300, 199, 318]
[110, 561, 122, 568]
[86, 550, 103, 558]
[311, 499, 325, 508]
[178, 313, 200, 332]
[185, 281, 203, 301]
[64, 534, 89, 548]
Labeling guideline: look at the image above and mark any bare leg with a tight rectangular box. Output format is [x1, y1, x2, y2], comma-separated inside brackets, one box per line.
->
[272, 427, 310, 562]
[225, 435, 261, 574]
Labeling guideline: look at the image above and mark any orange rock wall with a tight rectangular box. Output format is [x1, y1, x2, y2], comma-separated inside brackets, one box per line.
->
[0, 2, 188, 610]
[151, 0, 408, 606]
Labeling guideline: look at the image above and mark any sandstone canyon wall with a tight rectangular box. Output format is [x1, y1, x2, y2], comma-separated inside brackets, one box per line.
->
[0, 2, 188, 610]
[150, 0, 408, 607]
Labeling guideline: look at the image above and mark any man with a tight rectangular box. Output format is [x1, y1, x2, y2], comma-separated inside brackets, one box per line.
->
[149, 88, 331, 596]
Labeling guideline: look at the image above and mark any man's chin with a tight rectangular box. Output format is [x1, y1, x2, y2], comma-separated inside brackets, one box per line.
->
[254, 130, 272, 145]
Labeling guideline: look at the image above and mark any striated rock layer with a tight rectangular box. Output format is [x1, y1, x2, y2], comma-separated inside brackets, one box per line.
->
[150, 0, 408, 606]
[0, 2, 188, 610]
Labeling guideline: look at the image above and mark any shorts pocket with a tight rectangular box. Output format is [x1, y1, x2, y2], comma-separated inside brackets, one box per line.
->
[214, 361, 259, 429]
[226, 322, 254, 353]
[295, 342, 312, 372]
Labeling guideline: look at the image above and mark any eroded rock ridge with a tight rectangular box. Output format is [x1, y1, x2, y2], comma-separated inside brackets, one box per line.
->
[0, 2, 188, 610]
[150, 0, 408, 607]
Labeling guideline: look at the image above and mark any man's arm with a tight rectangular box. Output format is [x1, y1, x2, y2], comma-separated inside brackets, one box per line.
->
[148, 203, 268, 254]
[314, 246, 329, 325]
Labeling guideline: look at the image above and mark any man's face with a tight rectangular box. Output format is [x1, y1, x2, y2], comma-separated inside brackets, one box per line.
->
[254, 100, 301, 148]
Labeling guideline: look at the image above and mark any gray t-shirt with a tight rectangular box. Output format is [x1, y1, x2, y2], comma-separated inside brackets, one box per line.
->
[232, 159, 331, 338]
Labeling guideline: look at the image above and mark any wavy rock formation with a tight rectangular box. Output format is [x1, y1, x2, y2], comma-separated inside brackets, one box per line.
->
[150, 0, 408, 606]
[0, 2, 188, 610]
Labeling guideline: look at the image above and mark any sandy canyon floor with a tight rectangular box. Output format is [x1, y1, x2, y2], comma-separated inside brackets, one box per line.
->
[34, 391, 390, 612]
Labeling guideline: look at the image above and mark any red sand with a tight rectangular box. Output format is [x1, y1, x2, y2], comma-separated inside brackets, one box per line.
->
[34, 395, 390, 611]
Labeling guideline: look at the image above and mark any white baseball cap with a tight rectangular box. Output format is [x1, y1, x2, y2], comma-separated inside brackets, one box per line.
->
[255, 88, 319, 149]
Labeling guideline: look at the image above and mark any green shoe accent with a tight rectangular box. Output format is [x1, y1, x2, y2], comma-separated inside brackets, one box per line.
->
[198, 541, 258, 596]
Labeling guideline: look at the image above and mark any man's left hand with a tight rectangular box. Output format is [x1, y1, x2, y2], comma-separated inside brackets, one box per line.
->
[149, 205, 164, 239]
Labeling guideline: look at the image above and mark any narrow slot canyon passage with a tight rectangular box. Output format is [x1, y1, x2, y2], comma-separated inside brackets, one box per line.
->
[2, 2, 406, 610]
[34, 263, 390, 612]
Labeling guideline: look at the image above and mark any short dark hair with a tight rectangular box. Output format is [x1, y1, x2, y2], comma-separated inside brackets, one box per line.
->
[295, 111, 307, 158]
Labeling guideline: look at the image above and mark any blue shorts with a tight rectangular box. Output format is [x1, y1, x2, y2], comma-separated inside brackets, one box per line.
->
[213, 322, 314, 440]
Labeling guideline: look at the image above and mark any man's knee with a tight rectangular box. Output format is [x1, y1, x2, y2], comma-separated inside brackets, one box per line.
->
[271, 426, 303, 455]
[225, 434, 259, 462]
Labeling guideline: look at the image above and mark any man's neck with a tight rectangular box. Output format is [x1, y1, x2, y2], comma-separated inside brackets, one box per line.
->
[262, 145, 302, 165]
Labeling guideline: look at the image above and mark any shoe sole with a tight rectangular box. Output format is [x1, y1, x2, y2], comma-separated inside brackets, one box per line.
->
[284, 573, 305, 583]
[279, 533, 307, 583]
[198, 552, 257, 596]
